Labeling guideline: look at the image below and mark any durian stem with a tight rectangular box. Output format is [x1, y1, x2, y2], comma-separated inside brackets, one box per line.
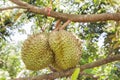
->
[59, 20, 71, 30]
[53, 19, 61, 31]
[53, 19, 71, 31]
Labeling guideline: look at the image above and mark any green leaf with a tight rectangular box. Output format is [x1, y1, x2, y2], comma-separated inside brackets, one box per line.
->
[71, 68, 80, 80]
[93, 0, 101, 6]
[75, 0, 84, 3]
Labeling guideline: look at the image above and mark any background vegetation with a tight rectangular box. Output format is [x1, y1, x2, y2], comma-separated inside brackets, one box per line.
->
[0, 0, 120, 80]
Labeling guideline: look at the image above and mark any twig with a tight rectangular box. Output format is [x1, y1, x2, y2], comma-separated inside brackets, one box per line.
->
[59, 20, 71, 30]
[53, 19, 61, 31]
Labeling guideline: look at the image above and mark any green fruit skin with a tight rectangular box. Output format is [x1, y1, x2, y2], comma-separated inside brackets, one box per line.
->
[21, 33, 54, 71]
[49, 30, 82, 70]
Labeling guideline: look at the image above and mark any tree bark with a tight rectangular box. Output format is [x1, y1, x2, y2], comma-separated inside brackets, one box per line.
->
[6, 0, 120, 22]
[13, 54, 120, 80]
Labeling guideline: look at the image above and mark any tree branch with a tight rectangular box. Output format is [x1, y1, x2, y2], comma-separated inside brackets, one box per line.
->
[54, 19, 61, 31]
[7, 0, 120, 80]
[59, 20, 71, 30]
[13, 54, 120, 80]
[9, 0, 120, 22]
[0, 6, 27, 11]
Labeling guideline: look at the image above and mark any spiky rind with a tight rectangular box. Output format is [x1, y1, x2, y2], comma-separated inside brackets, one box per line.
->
[49, 30, 82, 70]
[21, 33, 53, 70]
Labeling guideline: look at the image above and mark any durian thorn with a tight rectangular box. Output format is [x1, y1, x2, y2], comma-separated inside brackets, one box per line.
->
[59, 20, 71, 30]
[53, 19, 61, 31]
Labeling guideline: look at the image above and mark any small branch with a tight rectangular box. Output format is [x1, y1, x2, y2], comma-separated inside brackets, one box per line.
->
[9, 0, 120, 22]
[59, 20, 71, 30]
[55, 20, 61, 29]
[53, 19, 61, 31]
[13, 54, 120, 80]
[0, 6, 27, 11]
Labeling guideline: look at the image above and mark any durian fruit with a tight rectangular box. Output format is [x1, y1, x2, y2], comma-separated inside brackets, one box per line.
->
[21, 33, 54, 71]
[49, 30, 82, 70]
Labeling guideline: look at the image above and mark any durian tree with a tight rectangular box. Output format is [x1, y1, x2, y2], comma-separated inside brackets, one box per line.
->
[0, 0, 120, 80]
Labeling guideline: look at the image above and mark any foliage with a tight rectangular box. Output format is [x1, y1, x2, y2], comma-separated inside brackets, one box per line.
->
[71, 68, 80, 80]
[0, 0, 120, 80]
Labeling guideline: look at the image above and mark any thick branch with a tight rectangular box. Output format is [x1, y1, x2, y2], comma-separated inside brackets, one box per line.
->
[9, 0, 120, 22]
[13, 54, 120, 80]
